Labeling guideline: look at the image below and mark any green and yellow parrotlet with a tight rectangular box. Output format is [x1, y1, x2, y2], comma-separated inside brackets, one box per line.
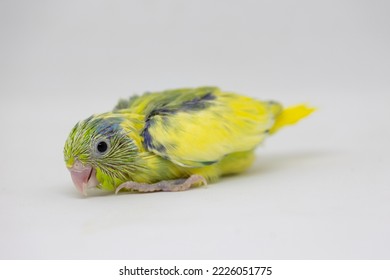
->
[64, 86, 314, 195]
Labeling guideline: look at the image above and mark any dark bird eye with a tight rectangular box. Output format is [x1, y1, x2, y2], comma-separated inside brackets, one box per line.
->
[96, 140, 109, 154]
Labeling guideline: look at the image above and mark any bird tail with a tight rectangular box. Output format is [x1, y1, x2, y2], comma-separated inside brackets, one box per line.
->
[269, 104, 315, 134]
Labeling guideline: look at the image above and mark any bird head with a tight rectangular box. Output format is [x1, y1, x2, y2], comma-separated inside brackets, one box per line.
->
[64, 114, 139, 195]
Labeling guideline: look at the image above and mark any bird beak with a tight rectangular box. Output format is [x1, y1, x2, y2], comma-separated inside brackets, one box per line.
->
[67, 160, 98, 195]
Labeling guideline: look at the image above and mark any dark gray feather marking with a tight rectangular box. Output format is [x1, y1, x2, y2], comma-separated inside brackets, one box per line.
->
[141, 118, 154, 150]
[179, 92, 216, 111]
[200, 160, 218, 166]
[141, 92, 216, 152]
[95, 118, 123, 138]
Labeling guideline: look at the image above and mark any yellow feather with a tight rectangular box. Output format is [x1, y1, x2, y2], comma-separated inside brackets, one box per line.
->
[269, 104, 316, 134]
[143, 90, 279, 167]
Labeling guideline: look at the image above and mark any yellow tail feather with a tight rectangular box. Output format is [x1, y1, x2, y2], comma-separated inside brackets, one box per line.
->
[269, 104, 315, 134]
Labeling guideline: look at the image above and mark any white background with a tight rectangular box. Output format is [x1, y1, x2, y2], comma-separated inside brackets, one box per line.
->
[0, 0, 389, 259]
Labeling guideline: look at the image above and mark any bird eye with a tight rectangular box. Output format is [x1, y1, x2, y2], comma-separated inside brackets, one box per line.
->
[95, 139, 110, 155]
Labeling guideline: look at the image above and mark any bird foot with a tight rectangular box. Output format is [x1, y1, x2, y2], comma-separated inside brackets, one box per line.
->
[115, 175, 207, 194]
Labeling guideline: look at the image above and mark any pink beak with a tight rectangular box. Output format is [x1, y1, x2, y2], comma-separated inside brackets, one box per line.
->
[68, 160, 98, 195]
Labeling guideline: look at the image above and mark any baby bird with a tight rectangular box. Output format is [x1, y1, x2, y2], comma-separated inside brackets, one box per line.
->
[64, 87, 314, 195]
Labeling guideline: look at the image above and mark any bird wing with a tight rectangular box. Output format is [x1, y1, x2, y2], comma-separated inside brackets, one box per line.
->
[116, 87, 281, 168]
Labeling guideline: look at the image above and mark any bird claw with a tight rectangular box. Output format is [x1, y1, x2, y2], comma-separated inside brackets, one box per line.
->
[115, 175, 207, 194]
